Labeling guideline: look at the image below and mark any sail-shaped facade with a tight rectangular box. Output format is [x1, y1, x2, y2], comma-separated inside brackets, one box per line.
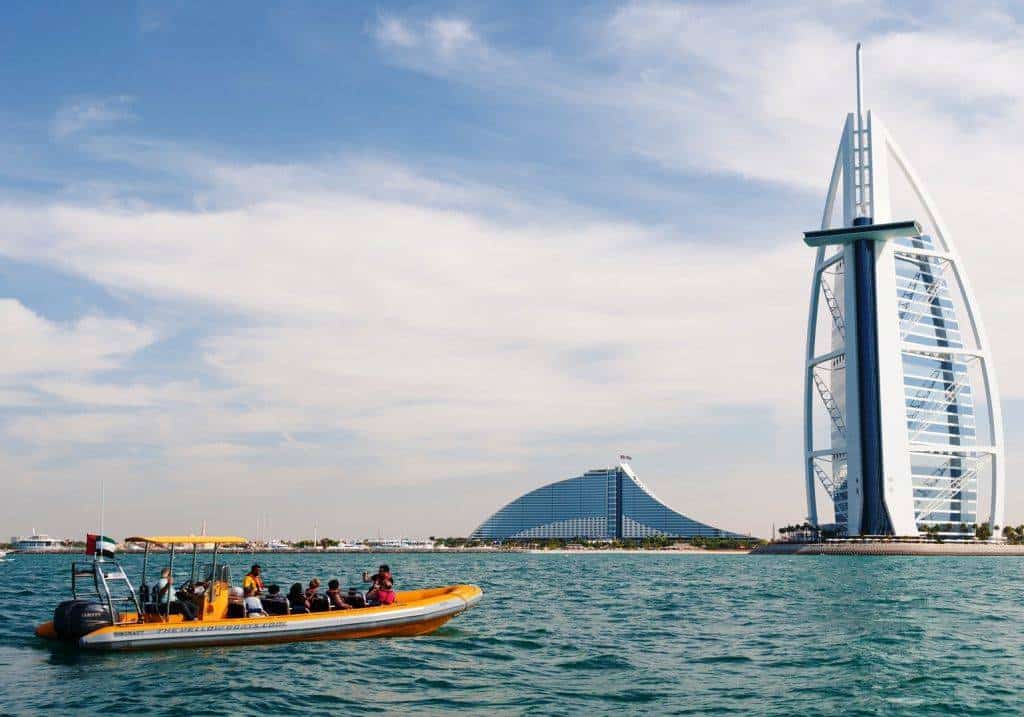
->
[803, 49, 1005, 536]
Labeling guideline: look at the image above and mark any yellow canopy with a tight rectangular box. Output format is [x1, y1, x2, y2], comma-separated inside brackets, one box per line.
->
[125, 535, 249, 546]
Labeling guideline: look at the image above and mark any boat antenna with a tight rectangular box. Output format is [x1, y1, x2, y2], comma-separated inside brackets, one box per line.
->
[98, 480, 106, 563]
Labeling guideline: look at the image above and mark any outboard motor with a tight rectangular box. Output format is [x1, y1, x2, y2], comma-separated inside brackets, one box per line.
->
[53, 599, 120, 640]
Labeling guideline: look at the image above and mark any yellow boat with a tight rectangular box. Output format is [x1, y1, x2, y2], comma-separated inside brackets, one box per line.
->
[35, 535, 482, 650]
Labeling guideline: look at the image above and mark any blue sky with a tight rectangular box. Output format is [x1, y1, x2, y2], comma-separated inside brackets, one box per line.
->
[2, 1, 1023, 540]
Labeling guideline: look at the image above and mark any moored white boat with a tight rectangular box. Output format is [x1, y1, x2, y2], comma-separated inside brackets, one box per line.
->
[14, 532, 64, 552]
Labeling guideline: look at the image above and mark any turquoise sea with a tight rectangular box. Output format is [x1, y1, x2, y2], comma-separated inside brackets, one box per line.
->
[2, 552, 1023, 715]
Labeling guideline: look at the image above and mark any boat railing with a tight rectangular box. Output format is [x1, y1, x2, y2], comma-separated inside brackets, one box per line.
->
[71, 559, 143, 627]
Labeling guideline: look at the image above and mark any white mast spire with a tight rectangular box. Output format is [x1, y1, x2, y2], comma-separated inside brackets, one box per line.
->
[855, 43, 864, 131]
[855, 42, 868, 221]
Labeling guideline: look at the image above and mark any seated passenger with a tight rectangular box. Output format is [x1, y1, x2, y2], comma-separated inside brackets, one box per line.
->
[287, 582, 309, 614]
[377, 582, 397, 605]
[156, 567, 197, 620]
[306, 578, 331, 611]
[344, 587, 367, 608]
[362, 564, 387, 596]
[227, 586, 246, 618]
[363, 564, 396, 605]
[244, 586, 266, 617]
[364, 565, 395, 606]
[262, 584, 289, 615]
[326, 579, 353, 610]
[154, 567, 172, 612]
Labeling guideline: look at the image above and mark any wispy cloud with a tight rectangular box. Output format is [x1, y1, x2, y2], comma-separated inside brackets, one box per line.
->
[370, 2, 1024, 197]
[51, 95, 135, 140]
[375, 16, 419, 49]
[4, 1, 1024, 538]
[0, 154, 808, 535]
[374, 14, 500, 73]
[366, 1, 1024, 373]
[0, 299, 155, 378]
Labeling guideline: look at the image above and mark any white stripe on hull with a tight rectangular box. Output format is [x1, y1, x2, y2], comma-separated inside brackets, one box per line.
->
[80, 596, 471, 650]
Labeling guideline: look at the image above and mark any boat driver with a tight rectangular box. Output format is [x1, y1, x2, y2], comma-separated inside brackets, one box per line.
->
[243, 564, 265, 596]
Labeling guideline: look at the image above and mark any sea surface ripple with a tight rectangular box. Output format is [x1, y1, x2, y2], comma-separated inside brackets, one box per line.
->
[2, 552, 1024, 715]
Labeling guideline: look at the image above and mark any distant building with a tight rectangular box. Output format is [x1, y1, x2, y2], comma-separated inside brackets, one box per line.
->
[471, 460, 742, 541]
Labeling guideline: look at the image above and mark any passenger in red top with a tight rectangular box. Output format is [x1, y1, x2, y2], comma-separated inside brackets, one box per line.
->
[363, 564, 396, 605]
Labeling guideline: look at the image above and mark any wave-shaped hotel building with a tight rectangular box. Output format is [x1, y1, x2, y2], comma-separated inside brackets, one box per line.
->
[803, 47, 1005, 536]
[471, 459, 741, 541]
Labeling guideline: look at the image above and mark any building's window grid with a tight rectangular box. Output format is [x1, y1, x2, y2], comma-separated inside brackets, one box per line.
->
[511, 518, 607, 539]
[619, 476, 728, 538]
[894, 235, 980, 532]
[471, 468, 737, 540]
[832, 459, 849, 528]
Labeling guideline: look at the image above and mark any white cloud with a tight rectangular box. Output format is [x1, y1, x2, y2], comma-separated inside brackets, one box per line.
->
[0, 157, 809, 535]
[374, 14, 505, 77]
[6, 1, 1024, 537]
[5, 412, 146, 445]
[0, 299, 155, 377]
[369, 3, 1024, 214]
[51, 96, 135, 140]
[429, 18, 477, 57]
[365, 0, 1024, 392]
[376, 16, 418, 49]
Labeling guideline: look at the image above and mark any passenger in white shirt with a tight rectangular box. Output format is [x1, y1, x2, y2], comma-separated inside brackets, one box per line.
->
[244, 586, 266, 617]
[155, 567, 196, 620]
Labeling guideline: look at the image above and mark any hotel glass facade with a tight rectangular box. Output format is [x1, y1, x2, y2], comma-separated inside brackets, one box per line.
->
[804, 102, 1004, 536]
[471, 463, 740, 541]
[895, 233, 977, 528]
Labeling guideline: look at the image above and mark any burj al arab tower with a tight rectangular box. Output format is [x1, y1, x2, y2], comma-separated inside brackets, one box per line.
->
[803, 46, 1005, 536]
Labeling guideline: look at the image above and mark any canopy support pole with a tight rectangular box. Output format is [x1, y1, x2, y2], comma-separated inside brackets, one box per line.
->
[165, 545, 175, 622]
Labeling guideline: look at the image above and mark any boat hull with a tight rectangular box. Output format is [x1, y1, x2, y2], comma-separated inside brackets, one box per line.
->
[38, 585, 482, 651]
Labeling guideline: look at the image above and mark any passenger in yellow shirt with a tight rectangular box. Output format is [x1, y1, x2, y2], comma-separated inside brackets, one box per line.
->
[242, 564, 264, 596]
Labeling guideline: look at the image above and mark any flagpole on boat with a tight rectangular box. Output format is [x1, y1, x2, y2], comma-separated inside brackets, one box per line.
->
[98, 480, 105, 563]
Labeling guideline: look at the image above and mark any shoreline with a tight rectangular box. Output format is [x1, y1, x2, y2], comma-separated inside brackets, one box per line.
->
[527, 548, 751, 555]
[21, 543, 1024, 557]
[4, 547, 755, 556]
[752, 542, 1024, 556]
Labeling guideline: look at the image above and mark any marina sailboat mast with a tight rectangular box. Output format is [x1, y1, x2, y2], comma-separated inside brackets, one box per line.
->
[803, 45, 1005, 537]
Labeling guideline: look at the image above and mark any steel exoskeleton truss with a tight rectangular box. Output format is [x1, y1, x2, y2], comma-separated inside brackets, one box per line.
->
[803, 93, 1004, 536]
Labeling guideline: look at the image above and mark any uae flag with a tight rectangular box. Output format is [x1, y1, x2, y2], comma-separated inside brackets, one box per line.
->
[86, 534, 116, 558]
